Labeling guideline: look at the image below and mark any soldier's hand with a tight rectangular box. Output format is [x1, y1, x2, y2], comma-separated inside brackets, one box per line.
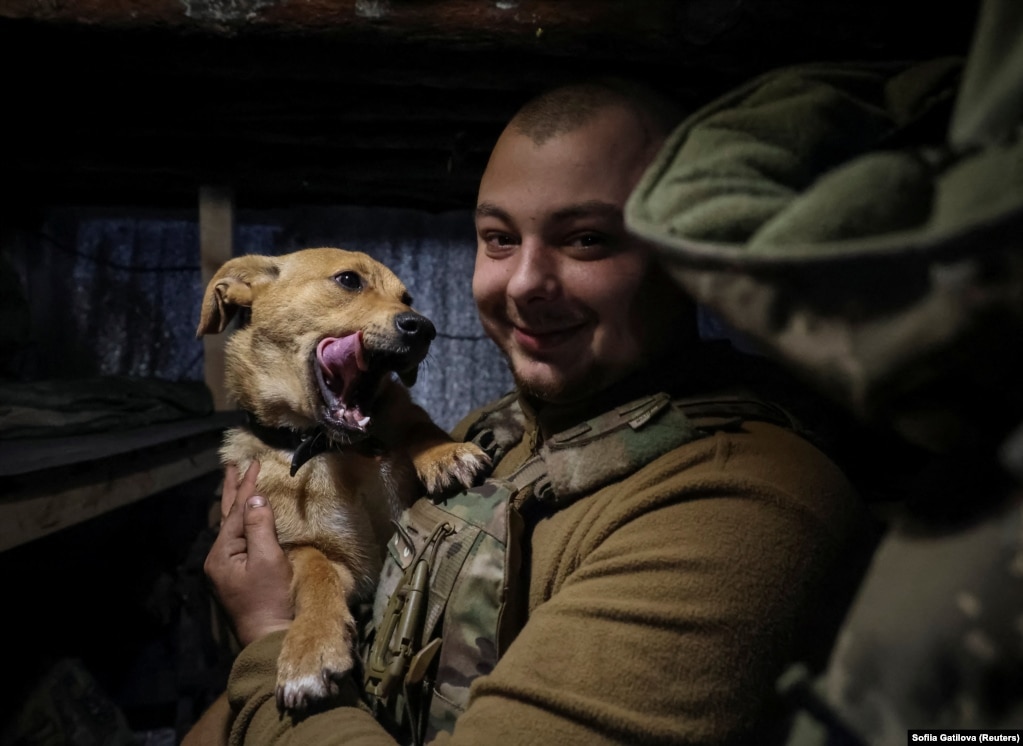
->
[205, 462, 295, 646]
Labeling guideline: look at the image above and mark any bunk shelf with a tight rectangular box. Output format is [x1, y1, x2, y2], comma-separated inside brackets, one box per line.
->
[0, 411, 242, 552]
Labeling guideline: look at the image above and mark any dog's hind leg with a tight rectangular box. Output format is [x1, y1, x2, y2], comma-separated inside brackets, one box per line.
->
[275, 546, 358, 712]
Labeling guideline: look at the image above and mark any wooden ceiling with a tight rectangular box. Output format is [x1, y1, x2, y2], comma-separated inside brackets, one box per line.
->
[1, 0, 980, 215]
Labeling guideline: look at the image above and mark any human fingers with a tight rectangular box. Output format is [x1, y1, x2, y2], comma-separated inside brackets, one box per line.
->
[222, 461, 260, 523]
[221, 463, 239, 523]
[205, 492, 246, 585]
[232, 495, 294, 645]
[242, 494, 287, 566]
[208, 477, 276, 577]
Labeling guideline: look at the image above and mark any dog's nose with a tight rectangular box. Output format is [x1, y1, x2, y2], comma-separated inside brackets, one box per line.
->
[395, 312, 436, 342]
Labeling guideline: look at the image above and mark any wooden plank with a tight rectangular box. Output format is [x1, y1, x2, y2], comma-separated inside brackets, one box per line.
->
[0, 412, 242, 477]
[199, 185, 236, 411]
[0, 446, 222, 552]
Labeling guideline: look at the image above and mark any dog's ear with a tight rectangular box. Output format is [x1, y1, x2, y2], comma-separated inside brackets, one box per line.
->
[195, 255, 280, 337]
[398, 366, 419, 388]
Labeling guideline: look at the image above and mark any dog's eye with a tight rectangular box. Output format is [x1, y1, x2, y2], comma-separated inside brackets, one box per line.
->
[401, 292, 413, 306]
[334, 271, 362, 291]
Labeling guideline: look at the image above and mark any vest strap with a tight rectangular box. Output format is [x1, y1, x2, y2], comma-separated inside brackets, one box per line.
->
[363, 388, 803, 744]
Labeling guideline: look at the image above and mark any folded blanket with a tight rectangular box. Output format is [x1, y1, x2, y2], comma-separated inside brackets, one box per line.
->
[0, 376, 214, 439]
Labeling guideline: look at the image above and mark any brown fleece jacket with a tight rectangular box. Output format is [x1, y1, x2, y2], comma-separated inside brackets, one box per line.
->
[225, 377, 866, 746]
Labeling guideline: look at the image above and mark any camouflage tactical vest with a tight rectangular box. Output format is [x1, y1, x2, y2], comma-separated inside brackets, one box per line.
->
[361, 389, 798, 745]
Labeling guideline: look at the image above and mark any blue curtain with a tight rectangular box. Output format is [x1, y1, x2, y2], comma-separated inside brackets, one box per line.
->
[5, 205, 512, 431]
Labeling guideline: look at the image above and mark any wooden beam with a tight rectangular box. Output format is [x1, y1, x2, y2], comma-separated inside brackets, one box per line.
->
[199, 185, 235, 411]
[0, 0, 684, 53]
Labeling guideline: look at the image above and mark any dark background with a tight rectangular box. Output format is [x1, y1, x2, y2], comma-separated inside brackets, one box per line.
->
[0, 1, 984, 741]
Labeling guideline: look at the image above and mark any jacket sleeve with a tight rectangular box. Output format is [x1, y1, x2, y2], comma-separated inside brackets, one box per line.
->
[226, 632, 398, 746]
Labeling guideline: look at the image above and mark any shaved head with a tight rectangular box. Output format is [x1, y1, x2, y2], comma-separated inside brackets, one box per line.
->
[509, 78, 682, 149]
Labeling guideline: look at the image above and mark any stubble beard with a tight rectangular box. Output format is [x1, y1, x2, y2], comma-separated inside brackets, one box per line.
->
[511, 368, 565, 404]
[504, 352, 610, 406]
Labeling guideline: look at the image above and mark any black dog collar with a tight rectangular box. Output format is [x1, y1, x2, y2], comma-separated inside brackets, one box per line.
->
[242, 412, 333, 476]
[242, 412, 382, 476]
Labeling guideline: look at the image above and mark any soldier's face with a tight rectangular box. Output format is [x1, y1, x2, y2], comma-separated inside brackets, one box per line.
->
[473, 106, 688, 404]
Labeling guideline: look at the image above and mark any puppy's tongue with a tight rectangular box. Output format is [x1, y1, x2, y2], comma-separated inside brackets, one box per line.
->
[317, 333, 371, 428]
[318, 333, 367, 379]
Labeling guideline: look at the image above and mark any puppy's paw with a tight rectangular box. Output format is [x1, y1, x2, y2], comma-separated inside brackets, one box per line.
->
[414, 441, 491, 495]
[275, 614, 357, 712]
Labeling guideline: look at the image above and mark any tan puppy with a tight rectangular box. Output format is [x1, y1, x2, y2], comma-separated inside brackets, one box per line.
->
[196, 247, 489, 712]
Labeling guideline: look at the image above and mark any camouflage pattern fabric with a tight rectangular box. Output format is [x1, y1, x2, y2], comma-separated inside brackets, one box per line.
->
[537, 393, 696, 506]
[362, 390, 797, 744]
[780, 485, 1023, 746]
[364, 478, 519, 745]
[462, 391, 526, 466]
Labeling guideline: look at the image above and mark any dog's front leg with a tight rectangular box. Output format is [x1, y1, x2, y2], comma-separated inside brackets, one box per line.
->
[276, 546, 358, 712]
[402, 419, 492, 495]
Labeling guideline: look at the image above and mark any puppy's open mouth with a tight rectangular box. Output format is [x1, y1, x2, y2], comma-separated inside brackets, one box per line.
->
[314, 332, 383, 437]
